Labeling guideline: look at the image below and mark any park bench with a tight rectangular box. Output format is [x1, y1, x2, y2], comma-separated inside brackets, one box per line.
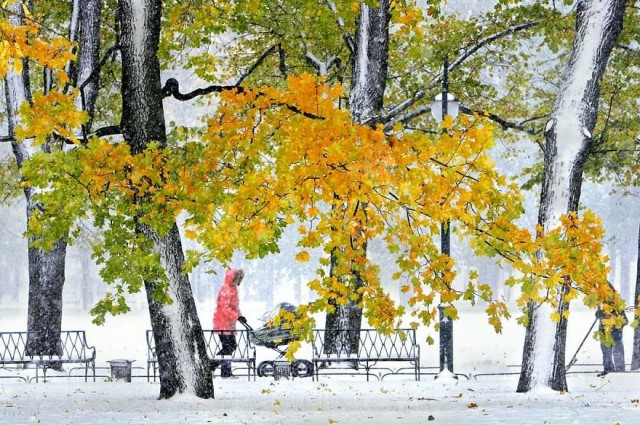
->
[311, 328, 421, 381]
[146, 329, 256, 381]
[0, 330, 96, 382]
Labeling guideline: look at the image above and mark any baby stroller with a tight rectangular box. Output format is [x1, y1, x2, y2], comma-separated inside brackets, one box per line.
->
[240, 302, 314, 378]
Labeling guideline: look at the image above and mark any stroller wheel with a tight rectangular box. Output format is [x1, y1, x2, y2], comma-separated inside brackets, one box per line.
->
[291, 359, 314, 378]
[257, 361, 275, 377]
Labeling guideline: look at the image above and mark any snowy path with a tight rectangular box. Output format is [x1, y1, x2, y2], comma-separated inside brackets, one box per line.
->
[1, 373, 639, 424]
[2, 303, 639, 423]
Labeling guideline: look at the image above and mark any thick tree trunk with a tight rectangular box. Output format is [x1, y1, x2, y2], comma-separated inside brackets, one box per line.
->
[348, 1, 390, 124]
[3, 0, 68, 359]
[24, 239, 67, 357]
[324, 0, 390, 355]
[324, 249, 364, 358]
[517, 0, 626, 393]
[631, 224, 640, 369]
[76, 0, 102, 131]
[118, 0, 213, 399]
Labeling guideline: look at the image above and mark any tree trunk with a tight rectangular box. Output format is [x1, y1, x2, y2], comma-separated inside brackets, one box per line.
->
[631, 224, 640, 369]
[324, 0, 390, 355]
[75, 0, 103, 132]
[324, 248, 364, 358]
[3, 0, 69, 359]
[517, 0, 626, 393]
[620, 251, 631, 304]
[118, 0, 213, 399]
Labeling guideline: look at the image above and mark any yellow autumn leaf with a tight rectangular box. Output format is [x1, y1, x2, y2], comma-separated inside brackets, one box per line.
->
[296, 251, 311, 263]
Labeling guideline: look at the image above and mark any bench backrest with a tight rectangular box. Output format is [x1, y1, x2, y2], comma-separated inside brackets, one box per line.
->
[0, 332, 27, 362]
[146, 329, 255, 361]
[59, 331, 94, 360]
[0, 331, 94, 361]
[312, 328, 418, 360]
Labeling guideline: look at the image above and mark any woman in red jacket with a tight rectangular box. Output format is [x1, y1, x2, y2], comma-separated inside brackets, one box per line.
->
[212, 268, 246, 377]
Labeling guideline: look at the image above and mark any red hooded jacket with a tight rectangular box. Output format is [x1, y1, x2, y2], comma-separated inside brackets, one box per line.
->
[213, 269, 241, 332]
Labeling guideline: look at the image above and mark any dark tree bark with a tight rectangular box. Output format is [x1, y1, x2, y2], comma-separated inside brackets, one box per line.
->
[324, 0, 390, 357]
[76, 0, 103, 132]
[3, 0, 68, 359]
[517, 0, 626, 393]
[118, 0, 214, 399]
[324, 248, 364, 358]
[23, 0, 104, 357]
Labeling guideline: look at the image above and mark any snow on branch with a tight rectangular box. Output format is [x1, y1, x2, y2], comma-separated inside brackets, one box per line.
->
[459, 106, 543, 136]
[383, 104, 430, 132]
[381, 21, 540, 126]
[447, 21, 540, 76]
[305, 50, 341, 77]
[323, 0, 354, 52]
[381, 103, 544, 138]
[616, 43, 640, 54]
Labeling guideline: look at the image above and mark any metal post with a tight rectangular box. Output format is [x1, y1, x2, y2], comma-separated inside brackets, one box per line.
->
[441, 54, 448, 123]
[439, 54, 454, 374]
[438, 304, 453, 373]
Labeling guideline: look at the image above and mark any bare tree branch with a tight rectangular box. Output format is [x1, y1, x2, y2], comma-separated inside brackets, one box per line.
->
[162, 78, 324, 120]
[92, 125, 121, 138]
[236, 44, 278, 86]
[161, 44, 279, 100]
[161, 78, 238, 100]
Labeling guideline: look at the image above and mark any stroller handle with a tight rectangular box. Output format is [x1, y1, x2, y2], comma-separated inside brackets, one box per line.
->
[239, 319, 253, 331]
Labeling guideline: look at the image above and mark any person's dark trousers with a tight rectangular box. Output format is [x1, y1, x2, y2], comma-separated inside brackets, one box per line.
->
[612, 328, 625, 372]
[601, 341, 615, 373]
[601, 328, 625, 373]
[217, 334, 237, 377]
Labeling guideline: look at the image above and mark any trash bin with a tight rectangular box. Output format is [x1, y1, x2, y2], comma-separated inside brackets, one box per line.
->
[107, 359, 135, 382]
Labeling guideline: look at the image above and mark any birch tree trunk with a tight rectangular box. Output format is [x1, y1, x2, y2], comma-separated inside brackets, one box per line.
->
[517, 0, 626, 392]
[324, 0, 390, 356]
[118, 0, 214, 399]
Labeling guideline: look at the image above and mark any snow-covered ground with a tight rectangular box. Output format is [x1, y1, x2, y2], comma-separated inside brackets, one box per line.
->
[1, 301, 639, 424]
